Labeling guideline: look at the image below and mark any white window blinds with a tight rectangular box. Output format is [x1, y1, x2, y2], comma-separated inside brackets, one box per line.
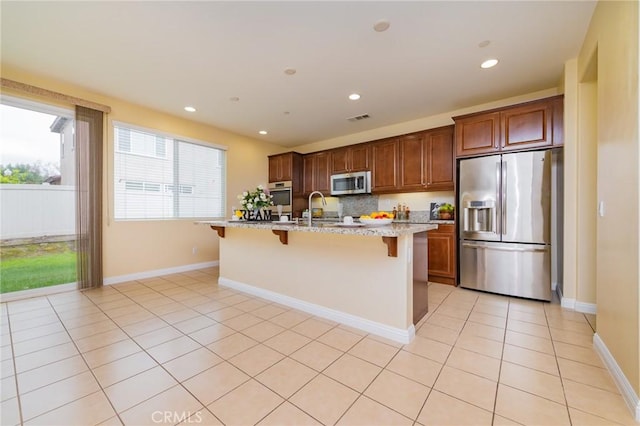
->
[114, 124, 225, 220]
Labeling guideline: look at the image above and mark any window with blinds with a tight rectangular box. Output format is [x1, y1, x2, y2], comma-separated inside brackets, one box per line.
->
[114, 124, 226, 220]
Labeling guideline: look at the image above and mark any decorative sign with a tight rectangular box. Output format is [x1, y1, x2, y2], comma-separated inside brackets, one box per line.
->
[243, 209, 272, 221]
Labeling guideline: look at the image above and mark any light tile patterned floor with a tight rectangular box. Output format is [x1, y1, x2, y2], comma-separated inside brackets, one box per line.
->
[0, 267, 636, 425]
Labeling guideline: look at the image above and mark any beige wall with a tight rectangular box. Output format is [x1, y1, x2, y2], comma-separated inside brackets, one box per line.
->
[1, 65, 285, 279]
[561, 59, 579, 299]
[577, 80, 598, 304]
[576, 0, 639, 394]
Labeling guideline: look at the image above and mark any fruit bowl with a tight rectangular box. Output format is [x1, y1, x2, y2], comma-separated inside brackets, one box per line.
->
[359, 218, 393, 227]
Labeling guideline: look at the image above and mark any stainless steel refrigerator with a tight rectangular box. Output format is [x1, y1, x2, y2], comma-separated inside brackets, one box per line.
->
[458, 150, 552, 301]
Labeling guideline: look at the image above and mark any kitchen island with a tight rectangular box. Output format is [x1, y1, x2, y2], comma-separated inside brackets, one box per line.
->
[202, 220, 437, 343]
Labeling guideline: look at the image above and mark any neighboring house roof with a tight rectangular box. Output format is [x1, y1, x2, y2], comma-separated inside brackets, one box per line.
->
[44, 175, 61, 185]
[49, 116, 68, 133]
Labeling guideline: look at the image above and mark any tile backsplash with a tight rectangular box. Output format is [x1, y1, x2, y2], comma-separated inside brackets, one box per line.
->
[310, 191, 455, 221]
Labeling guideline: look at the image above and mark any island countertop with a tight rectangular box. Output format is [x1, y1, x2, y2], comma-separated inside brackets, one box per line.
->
[198, 220, 437, 237]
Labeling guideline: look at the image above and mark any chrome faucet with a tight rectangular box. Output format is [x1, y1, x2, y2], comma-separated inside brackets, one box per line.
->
[308, 191, 327, 226]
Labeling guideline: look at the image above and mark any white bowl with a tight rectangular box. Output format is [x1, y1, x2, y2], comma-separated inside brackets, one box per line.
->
[359, 218, 393, 227]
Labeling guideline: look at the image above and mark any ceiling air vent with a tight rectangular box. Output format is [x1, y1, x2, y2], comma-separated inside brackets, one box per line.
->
[346, 114, 370, 122]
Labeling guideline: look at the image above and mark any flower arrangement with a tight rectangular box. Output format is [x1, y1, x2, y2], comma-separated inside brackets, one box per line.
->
[237, 185, 273, 211]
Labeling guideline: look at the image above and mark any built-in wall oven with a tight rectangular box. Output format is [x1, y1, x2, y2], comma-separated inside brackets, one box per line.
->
[268, 181, 292, 213]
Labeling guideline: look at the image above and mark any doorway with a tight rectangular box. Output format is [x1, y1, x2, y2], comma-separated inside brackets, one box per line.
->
[0, 97, 77, 295]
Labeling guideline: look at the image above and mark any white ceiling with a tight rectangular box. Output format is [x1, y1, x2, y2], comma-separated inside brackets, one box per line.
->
[1, 1, 596, 147]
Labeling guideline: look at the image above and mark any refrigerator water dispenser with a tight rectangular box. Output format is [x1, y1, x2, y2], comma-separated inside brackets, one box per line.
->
[462, 200, 495, 233]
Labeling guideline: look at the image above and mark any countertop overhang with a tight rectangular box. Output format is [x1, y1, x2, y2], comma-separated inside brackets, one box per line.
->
[198, 220, 436, 237]
[200, 220, 437, 258]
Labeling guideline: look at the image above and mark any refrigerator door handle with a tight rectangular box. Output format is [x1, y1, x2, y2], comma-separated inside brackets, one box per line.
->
[502, 161, 507, 236]
[462, 242, 548, 253]
[496, 161, 501, 235]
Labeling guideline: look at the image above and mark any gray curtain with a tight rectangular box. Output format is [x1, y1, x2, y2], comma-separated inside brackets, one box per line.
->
[75, 106, 103, 289]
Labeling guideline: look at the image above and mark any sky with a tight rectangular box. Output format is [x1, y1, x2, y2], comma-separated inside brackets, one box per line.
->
[0, 104, 62, 167]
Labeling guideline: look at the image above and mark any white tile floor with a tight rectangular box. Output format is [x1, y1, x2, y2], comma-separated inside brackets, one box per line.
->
[0, 267, 636, 425]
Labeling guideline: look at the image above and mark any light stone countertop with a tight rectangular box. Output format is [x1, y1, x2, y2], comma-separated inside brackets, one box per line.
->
[199, 220, 437, 237]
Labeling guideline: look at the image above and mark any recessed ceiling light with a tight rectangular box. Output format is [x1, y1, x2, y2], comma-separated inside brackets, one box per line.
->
[184, 106, 196, 112]
[284, 68, 296, 75]
[373, 19, 390, 32]
[348, 93, 361, 101]
[481, 59, 499, 69]
[259, 130, 268, 135]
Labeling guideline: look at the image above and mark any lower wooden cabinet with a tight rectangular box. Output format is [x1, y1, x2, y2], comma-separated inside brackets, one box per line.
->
[428, 224, 456, 285]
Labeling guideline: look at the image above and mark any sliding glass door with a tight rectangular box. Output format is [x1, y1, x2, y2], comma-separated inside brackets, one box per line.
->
[0, 97, 77, 294]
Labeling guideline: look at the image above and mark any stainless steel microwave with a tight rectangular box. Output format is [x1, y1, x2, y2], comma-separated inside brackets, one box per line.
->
[330, 171, 371, 196]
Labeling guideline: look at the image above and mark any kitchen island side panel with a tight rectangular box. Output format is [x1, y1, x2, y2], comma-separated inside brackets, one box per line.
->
[218, 227, 413, 330]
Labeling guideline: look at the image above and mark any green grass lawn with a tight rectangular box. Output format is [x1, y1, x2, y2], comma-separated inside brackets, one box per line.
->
[0, 243, 77, 294]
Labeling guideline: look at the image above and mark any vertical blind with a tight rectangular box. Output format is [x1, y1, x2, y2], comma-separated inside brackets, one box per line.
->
[114, 124, 226, 220]
[76, 106, 103, 290]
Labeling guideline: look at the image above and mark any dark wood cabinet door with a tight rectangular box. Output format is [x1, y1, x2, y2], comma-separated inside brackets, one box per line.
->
[501, 102, 553, 151]
[331, 145, 370, 173]
[428, 224, 456, 285]
[314, 152, 331, 193]
[371, 138, 399, 193]
[330, 148, 349, 174]
[349, 144, 370, 172]
[280, 154, 293, 181]
[399, 133, 426, 190]
[425, 126, 454, 191]
[454, 112, 501, 157]
[268, 153, 294, 182]
[268, 156, 281, 182]
[302, 155, 315, 195]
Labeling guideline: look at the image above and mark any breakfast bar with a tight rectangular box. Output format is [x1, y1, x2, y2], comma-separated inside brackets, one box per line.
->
[202, 220, 437, 343]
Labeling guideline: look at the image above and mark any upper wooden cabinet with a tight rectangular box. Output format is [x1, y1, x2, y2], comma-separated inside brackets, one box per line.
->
[399, 127, 454, 192]
[501, 101, 553, 151]
[268, 152, 302, 183]
[330, 144, 370, 174]
[303, 151, 330, 195]
[371, 138, 400, 193]
[425, 126, 455, 190]
[454, 95, 564, 157]
[398, 132, 426, 191]
[454, 112, 501, 156]
[298, 125, 454, 196]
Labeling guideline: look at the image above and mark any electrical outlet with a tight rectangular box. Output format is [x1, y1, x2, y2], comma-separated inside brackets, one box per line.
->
[192, 246, 198, 255]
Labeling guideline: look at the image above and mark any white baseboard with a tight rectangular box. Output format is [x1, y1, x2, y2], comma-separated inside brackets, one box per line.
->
[556, 286, 597, 314]
[573, 301, 597, 314]
[104, 261, 219, 285]
[593, 333, 640, 422]
[219, 276, 416, 344]
[0, 282, 78, 303]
